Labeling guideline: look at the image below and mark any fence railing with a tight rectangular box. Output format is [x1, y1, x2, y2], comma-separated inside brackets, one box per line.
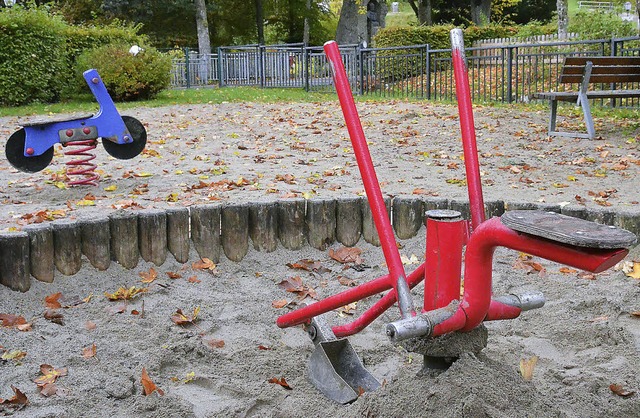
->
[169, 36, 640, 105]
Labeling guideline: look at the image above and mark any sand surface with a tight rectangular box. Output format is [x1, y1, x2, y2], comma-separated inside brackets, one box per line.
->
[0, 100, 639, 417]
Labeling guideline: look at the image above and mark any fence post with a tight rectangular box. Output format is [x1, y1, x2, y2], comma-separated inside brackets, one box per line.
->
[425, 44, 431, 100]
[506, 46, 514, 104]
[185, 47, 191, 89]
[304, 46, 310, 92]
[218, 47, 225, 87]
[358, 46, 364, 96]
[259, 45, 265, 88]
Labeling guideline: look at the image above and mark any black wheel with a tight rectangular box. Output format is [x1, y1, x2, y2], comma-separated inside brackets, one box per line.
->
[5, 128, 54, 173]
[102, 115, 147, 160]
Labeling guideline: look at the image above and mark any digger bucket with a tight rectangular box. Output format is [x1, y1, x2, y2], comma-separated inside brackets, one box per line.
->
[308, 338, 381, 404]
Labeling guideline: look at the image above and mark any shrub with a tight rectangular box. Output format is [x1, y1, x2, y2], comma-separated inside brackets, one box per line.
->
[76, 43, 172, 101]
[374, 24, 518, 50]
[569, 11, 637, 40]
[0, 6, 68, 106]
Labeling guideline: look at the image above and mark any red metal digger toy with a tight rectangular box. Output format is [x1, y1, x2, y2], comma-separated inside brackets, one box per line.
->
[276, 29, 637, 404]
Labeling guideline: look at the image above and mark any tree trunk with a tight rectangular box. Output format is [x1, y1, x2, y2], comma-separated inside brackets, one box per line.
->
[636, 0, 640, 35]
[336, 0, 360, 44]
[470, 0, 491, 26]
[408, 0, 432, 25]
[195, 0, 211, 81]
[303, 0, 311, 45]
[557, 0, 568, 39]
[255, 0, 264, 45]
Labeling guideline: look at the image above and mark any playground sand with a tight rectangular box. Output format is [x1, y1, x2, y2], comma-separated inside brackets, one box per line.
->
[0, 101, 639, 417]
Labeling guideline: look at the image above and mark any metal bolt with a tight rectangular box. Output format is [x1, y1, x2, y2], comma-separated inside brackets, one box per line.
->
[83, 127, 91, 135]
[26, 147, 34, 156]
[123, 135, 131, 143]
[65, 129, 74, 137]
[91, 77, 99, 84]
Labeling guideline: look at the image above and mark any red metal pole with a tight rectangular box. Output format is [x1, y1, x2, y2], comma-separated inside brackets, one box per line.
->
[323, 40, 414, 318]
[450, 29, 485, 230]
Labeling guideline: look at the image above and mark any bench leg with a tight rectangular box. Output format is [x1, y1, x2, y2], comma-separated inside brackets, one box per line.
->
[579, 93, 596, 139]
[548, 99, 558, 135]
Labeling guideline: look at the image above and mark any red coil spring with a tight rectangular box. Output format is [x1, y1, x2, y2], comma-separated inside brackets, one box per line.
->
[63, 139, 99, 186]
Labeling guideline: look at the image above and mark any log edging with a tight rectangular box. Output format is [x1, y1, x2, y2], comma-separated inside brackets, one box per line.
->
[2, 196, 639, 292]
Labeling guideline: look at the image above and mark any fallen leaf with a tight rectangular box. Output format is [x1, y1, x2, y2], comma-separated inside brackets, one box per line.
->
[166, 272, 182, 279]
[82, 344, 97, 359]
[104, 286, 147, 301]
[258, 345, 271, 350]
[337, 276, 357, 286]
[268, 377, 292, 390]
[187, 276, 201, 283]
[192, 258, 216, 271]
[141, 367, 164, 396]
[625, 262, 640, 279]
[44, 293, 62, 309]
[43, 309, 64, 325]
[286, 259, 330, 273]
[278, 276, 317, 300]
[0, 385, 28, 410]
[519, 356, 538, 381]
[203, 337, 225, 349]
[631, 311, 640, 318]
[85, 321, 97, 330]
[329, 247, 363, 264]
[139, 268, 158, 284]
[171, 307, 200, 326]
[0, 314, 31, 331]
[559, 267, 578, 274]
[1, 350, 27, 363]
[577, 272, 597, 280]
[272, 299, 288, 309]
[609, 383, 635, 397]
[34, 364, 67, 389]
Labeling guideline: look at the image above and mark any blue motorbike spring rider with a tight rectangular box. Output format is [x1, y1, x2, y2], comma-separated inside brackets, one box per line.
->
[5, 69, 147, 186]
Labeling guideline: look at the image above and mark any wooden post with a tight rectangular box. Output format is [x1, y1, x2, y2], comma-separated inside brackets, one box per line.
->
[393, 196, 424, 240]
[222, 204, 249, 262]
[306, 199, 336, 250]
[423, 197, 449, 212]
[484, 199, 505, 219]
[249, 201, 278, 252]
[138, 209, 167, 266]
[278, 198, 306, 250]
[0, 231, 30, 292]
[166, 207, 190, 263]
[52, 219, 82, 276]
[336, 196, 362, 247]
[190, 204, 221, 263]
[362, 196, 391, 246]
[614, 210, 640, 236]
[109, 211, 139, 269]
[22, 223, 54, 283]
[449, 199, 471, 221]
[586, 207, 615, 226]
[79, 217, 110, 271]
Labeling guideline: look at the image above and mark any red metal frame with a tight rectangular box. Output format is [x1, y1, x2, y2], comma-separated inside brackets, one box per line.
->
[276, 36, 629, 340]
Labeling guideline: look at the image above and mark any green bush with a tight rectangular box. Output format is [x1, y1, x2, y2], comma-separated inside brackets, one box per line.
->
[569, 11, 637, 40]
[0, 6, 68, 106]
[374, 24, 518, 50]
[76, 43, 172, 101]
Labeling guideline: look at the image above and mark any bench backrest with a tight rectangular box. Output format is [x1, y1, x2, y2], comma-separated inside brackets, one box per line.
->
[560, 56, 640, 84]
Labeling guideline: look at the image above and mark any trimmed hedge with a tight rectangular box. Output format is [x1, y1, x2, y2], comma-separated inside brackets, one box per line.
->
[374, 24, 519, 50]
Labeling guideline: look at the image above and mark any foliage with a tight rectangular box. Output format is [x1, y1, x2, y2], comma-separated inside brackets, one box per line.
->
[374, 24, 518, 50]
[506, 0, 556, 24]
[0, 5, 68, 106]
[76, 43, 171, 101]
[569, 11, 637, 39]
[514, 19, 557, 37]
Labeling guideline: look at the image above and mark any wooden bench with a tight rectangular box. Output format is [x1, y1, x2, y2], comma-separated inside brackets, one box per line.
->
[532, 56, 640, 139]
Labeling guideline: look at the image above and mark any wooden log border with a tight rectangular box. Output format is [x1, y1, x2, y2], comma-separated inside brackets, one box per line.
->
[2, 197, 639, 292]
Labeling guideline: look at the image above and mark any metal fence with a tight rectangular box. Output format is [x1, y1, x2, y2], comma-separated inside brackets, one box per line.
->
[170, 35, 640, 104]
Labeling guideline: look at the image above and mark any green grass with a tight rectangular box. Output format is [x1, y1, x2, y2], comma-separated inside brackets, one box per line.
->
[386, 1, 418, 28]
[0, 87, 335, 117]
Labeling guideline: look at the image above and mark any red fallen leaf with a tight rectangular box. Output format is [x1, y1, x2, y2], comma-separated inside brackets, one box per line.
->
[0, 314, 31, 331]
[268, 377, 292, 390]
[44, 293, 62, 309]
[0, 385, 28, 409]
[192, 258, 216, 271]
[329, 247, 363, 264]
[187, 276, 201, 284]
[43, 309, 64, 325]
[559, 267, 578, 274]
[82, 344, 97, 359]
[139, 268, 158, 284]
[272, 299, 288, 309]
[131, 310, 140, 315]
[278, 276, 304, 293]
[166, 272, 182, 279]
[141, 367, 164, 396]
[171, 307, 200, 326]
[577, 272, 597, 280]
[286, 259, 330, 273]
[631, 311, 640, 318]
[258, 345, 271, 350]
[609, 384, 635, 397]
[203, 337, 225, 349]
[337, 276, 357, 286]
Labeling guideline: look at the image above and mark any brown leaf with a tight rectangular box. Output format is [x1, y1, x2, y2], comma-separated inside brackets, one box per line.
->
[141, 367, 164, 396]
[0, 385, 28, 409]
[258, 345, 271, 350]
[203, 337, 225, 349]
[43, 309, 64, 325]
[82, 344, 97, 359]
[329, 247, 363, 264]
[192, 258, 216, 271]
[271, 299, 289, 309]
[577, 272, 597, 280]
[0, 314, 31, 331]
[139, 268, 158, 284]
[559, 267, 578, 274]
[34, 364, 67, 388]
[187, 276, 201, 283]
[166, 271, 182, 279]
[85, 321, 97, 330]
[337, 275, 357, 286]
[171, 307, 200, 326]
[104, 286, 147, 301]
[277, 277, 316, 300]
[631, 311, 640, 318]
[519, 356, 538, 381]
[625, 262, 640, 279]
[286, 259, 330, 273]
[44, 292, 62, 309]
[268, 377, 292, 390]
[609, 384, 635, 397]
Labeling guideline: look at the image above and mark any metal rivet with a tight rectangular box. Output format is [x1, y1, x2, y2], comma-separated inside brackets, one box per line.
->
[91, 77, 99, 84]
[26, 147, 34, 156]
[83, 127, 91, 135]
[65, 129, 74, 137]
[123, 135, 131, 143]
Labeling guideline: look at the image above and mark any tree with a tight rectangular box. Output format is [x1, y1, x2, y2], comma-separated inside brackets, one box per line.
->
[255, 0, 265, 44]
[194, 0, 211, 80]
[557, 0, 568, 38]
[408, 0, 432, 25]
[470, 0, 491, 26]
